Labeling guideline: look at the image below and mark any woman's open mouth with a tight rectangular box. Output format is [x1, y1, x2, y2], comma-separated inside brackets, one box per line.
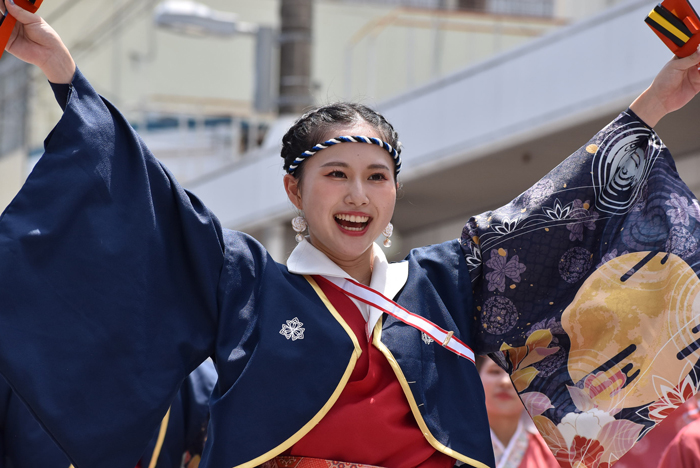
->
[334, 214, 370, 233]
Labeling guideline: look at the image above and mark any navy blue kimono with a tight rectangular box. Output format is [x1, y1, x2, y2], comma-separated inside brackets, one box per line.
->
[0, 69, 698, 468]
[0, 360, 216, 468]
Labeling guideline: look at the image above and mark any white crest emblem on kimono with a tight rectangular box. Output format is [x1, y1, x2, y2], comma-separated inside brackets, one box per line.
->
[280, 317, 305, 341]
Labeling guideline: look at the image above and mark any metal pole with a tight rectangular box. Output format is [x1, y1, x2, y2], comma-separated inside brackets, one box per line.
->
[278, 0, 314, 115]
[254, 25, 277, 113]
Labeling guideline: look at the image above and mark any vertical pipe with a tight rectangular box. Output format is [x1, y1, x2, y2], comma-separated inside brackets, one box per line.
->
[254, 26, 276, 113]
[278, 0, 314, 115]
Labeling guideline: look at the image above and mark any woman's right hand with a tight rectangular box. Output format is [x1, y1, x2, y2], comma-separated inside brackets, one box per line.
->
[1, 0, 75, 83]
[629, 46, 700, 127]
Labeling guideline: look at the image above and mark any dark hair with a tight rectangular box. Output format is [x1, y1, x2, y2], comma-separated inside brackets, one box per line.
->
[281, 102, 401, 180]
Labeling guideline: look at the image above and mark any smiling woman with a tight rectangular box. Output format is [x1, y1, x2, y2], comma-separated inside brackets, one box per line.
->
[476, 356, 559, 468]
[282, 116, 398, 286]
[2, 2, 700, 468]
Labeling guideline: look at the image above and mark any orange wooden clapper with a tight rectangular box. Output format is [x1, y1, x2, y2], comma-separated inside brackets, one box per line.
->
[0, 0, 43, 60]
[646, 0, 700, 57]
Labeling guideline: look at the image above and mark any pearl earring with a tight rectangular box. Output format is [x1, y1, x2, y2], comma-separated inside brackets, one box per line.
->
[292, 216, 307, 243]
[382, 223, 393, 248]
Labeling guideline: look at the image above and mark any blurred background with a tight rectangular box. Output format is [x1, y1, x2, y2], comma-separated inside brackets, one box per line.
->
[1, 0, 699, 261]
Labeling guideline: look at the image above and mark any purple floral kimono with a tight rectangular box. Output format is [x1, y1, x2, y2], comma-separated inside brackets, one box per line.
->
[463, 109, 700, 467]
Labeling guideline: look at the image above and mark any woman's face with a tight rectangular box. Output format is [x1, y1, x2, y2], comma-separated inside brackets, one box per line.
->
[284, 121, 397, 264]
[478, 359, 524, 421]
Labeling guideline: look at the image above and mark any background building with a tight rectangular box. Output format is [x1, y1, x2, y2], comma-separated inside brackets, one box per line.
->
[2, 0, 697, 262]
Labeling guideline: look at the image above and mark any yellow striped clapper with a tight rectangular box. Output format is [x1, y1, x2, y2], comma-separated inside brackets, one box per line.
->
[646, 0, 700, 57]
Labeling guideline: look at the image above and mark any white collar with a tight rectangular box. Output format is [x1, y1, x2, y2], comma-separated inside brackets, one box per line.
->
[490, 414, 537, 468]
[287, 238, 409, 333]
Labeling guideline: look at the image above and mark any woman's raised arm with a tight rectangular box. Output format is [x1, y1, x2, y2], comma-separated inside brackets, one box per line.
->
[1, 0, 74, 83]
[0, 6, 228, 466]
[463, 50, 700, 467]
[630, 46, 700, 127]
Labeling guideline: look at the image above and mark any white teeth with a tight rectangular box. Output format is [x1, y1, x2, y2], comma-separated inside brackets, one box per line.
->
[335, 214, 369, 223]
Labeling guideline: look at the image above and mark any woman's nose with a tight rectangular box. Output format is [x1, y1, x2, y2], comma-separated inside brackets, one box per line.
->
[499, 373, 511, 386]
[345, 180, 369, 205]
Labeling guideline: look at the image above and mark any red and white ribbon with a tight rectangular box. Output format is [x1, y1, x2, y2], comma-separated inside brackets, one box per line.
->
[321, 276, 475, 362]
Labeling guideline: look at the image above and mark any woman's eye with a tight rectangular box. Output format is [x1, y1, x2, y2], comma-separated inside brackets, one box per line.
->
[369, 173, 388, 181]
[327, 170, 346, 178]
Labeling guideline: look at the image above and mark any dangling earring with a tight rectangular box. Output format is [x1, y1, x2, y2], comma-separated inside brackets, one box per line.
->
[382, 223, 393, 248]
[292, 216, 308, 243]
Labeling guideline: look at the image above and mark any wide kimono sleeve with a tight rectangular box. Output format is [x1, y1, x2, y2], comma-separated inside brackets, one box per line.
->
[0, 69, 225, 467]
[460, 109, 700, 467]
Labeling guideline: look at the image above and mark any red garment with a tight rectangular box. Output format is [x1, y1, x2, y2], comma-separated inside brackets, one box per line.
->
[288, 276, 454, 468]
[615, 399, 699, 468]
[520, 432, 560, 468]
[659, 414, 700, 468]
[262, 456, 383, 468]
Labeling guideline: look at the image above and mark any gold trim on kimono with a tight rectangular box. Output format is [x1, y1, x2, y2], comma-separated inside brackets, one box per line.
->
[233, 276, 362, 468]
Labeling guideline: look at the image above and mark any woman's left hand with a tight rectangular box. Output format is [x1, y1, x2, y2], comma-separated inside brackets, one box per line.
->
[630, 46, 700, 127]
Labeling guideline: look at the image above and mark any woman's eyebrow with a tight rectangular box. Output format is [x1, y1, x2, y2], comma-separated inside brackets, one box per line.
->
[319, 162, 391, 171]
[319, 161, 349, 168]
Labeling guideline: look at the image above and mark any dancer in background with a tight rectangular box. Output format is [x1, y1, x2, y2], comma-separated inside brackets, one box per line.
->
[613, 398, 699, 468]
[476, 356, 559, 468]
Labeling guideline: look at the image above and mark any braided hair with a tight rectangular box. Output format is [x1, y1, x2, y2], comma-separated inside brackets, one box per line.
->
[281, 102, 401, 181]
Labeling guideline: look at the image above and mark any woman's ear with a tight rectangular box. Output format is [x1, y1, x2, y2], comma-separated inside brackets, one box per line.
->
[284, 174, 303, 210]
